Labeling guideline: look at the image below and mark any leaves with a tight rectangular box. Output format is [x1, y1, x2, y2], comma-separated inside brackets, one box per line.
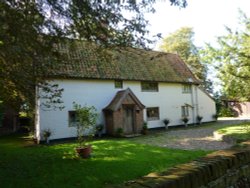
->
[159, 27, 210, 92]
[0, 0, 186, 111]
[73, 103, 98, 147]
[204, 11, 250, 101]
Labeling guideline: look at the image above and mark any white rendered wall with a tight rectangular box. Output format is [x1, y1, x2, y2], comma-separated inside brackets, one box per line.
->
[37, 79, 216, 140]
[196, 88, 216, 122]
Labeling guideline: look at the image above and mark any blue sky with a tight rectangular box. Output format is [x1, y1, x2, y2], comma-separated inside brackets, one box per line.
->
[145, 0, 250, 50]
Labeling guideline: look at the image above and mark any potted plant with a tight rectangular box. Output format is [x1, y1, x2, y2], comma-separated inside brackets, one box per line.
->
[42, 128, 52, 144]
[197, 115, 203, 125]
[182, 116, 189, 127]
[73, 102, 98, 158]
[141, 122, 148, 135]
[96, 124, 103, 137]
[213, 114, 218, 121]
[163, 118, 170, 130]
[116, 127, 124, 137]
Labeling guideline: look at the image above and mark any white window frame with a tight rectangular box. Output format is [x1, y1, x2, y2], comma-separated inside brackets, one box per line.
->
[146, 107, 160, 121]
[141, 82, 159, 92]
[181, 106, 189, 117]
[68, 111, 78, 127]
[114, 80, 123, 89]
[182, 84, 192, 93]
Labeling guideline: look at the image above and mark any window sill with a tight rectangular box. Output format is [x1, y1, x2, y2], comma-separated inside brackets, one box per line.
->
[147, 118, 160, 121]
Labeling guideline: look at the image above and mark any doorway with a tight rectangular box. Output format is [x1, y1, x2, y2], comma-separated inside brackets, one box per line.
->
[123, 106, 135, 134]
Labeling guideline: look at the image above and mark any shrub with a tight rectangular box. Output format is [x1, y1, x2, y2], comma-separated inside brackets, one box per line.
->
[218, 107, 234, 117]
[73, 102, 98, 147]
[182, 116, 189, 124]
[116, 127, 124, 137]
[212, 114, 218, 120]
[197, 115, 203, 124]
[163, 119, 170, 126]
[42, 128, 53, 144]
[143, 122, 148, 130]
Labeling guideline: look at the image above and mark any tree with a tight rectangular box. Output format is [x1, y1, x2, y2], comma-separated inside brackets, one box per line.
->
[203, 11, 250, 101]
[159, 27, 207, 82]
[0, 0, 187, 112]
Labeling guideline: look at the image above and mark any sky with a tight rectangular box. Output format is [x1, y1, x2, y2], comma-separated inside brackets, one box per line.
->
[145, 0, 250, 50]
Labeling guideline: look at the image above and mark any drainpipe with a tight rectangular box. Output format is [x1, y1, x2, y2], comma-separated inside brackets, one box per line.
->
[190, 85, 195, 124]
[195, 86, 199, 121]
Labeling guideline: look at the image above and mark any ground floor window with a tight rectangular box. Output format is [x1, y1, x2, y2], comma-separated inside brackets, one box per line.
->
[146, 107, 159, 121]
[181, 106, 189, 117]
[68, 111, 77, 127]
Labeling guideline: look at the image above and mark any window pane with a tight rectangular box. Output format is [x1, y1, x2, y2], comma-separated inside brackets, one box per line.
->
[141, 82, 158, 92]
[147, 107, 159, 121]
[182, 84, 191, 93]
[68, 111, 77, 127]
[114, 80, 123, 88]
[181, 106, 189, 117]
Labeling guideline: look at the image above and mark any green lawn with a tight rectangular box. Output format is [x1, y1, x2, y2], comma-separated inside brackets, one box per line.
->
[0, 134, 209, 188]
[216, 122, 250, 142]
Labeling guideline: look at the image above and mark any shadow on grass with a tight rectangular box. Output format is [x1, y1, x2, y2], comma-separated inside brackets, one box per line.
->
[0, 134, 209, 188]
[215, 122, 250, 144]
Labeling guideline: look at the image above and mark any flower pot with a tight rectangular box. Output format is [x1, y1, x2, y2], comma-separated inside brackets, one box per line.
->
[75, 145, 92, 158]
[142, 129, 148, 135]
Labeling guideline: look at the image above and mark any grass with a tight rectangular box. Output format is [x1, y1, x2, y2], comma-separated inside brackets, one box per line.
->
[216, 122, 250, 142]
[0, 134, 209, 188]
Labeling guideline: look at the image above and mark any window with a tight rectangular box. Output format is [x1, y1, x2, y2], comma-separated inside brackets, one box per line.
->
[68, 111, 77, 127]
[181, 106, 189, 117]
[141, 82, 158, 92]
[146, 107, 159, 121]
[114, 80, 123, 88]
[182, 84, 192, 93]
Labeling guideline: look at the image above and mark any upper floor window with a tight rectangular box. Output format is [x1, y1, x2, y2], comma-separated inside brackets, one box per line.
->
[141, 82, 158, 92]
[114, 80, 123, 89]
[182, 84, 191, 93]
[147, 107, 160, 121]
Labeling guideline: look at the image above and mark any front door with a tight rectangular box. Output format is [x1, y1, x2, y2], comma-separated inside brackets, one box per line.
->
[123, 106, 134, 134]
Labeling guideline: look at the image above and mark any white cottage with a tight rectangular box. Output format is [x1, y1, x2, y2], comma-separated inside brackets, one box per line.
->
[35, 42, 216, 141]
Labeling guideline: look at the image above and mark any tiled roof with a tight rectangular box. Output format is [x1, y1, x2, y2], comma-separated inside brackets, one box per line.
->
[51, 41, 200, 84]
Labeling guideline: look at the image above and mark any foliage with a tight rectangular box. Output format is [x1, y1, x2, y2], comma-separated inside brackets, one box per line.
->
[216, 123, 250, 142]
[0, 101, 4, 127]
[142, 125, 148, 130]
[0, 133, 208, 188]
[0, 0, 186, 111]
[163, 118, 170, 125]
[143, 121, 148, 130]
[203, 11, 250, 101]
[116, 127, 124, 137]
[95, 124, 103, 132]
[41, 128, 52, 144]
[197, 115, 203, 122]
[159, 27, 210, 89]
[42, 128, 52, 139]
[182, 116, 189, 124]
[73, 103, 98, 147]
[212, 114, 218, 120]
[218, 106, 234, 117]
